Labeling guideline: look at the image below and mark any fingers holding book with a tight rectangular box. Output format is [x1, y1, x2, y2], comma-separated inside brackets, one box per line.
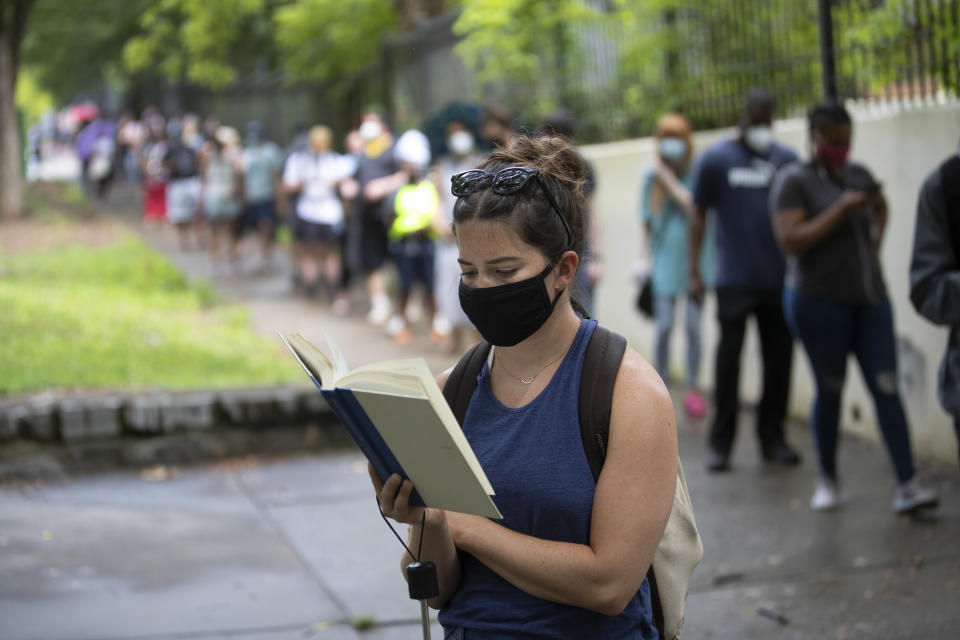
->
[369, 463, 432, 526]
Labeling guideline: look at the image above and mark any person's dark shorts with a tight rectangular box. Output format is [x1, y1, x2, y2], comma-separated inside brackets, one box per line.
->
[233, 201, 277, 239]
[389, 234, 435, 293]
[296, 218, 342, 245]
[246, 200, 277, 227]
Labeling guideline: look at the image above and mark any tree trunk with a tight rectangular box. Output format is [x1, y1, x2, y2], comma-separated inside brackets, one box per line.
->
[0, 29, 23, 220]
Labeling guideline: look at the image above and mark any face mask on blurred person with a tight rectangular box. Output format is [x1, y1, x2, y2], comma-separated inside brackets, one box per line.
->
[743, 125, 774, 155]
[448, 130, 475, 157]
[360, 120, 382, 142]
[816, 140, 850, 170]
[658, 137, 687, 162]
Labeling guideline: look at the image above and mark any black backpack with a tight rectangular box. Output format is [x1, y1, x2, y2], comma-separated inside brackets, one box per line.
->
[441, 326, 667, 636]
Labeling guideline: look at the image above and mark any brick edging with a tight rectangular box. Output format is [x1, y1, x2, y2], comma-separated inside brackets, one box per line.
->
[0, 385, 333, 444]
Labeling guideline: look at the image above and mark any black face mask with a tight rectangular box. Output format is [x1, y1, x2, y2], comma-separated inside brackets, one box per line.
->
[458, 264, 565, 347]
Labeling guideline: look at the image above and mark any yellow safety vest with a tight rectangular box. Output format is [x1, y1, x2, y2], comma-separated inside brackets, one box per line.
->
[390, 180, 438, 240]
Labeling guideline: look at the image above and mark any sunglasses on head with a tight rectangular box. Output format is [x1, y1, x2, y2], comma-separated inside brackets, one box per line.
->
[450, 166, 573, 247]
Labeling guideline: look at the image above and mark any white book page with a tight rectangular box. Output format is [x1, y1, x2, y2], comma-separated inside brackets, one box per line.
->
[282, 332, 334, 388]
[322, 330, 351, 381]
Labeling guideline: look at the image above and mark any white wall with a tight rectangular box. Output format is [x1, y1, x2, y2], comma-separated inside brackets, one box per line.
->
[582, 102, 960, 466]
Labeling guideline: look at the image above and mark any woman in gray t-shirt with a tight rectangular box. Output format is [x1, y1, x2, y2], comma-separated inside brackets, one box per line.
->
[770, 102, 938, 515]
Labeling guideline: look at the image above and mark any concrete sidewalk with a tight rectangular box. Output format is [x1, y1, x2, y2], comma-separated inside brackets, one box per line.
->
[1, 196, 959, 639]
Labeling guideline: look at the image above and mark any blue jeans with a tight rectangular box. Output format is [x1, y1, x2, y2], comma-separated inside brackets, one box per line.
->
[783, 289, 916, 483]
[652, 294, 702, 388]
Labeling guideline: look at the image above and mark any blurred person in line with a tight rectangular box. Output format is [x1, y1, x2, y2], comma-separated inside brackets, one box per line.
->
[641, 112, 714, 419]
[200, 127, 243, 274]
[181, 113, 205, 152]
[910, 140, 960, 467]
[282, 122, 311, 291]
[74, 111, 115, 200]
[331, 129, 367, 315]
[239, 120, 284, 274]
[537, 108, 603, 318]
[116, 111, 145, 182]
[202, 116, 220, 144]
[282, 125, 357, 302]
[480, 101, 516, 151]
[348, 109, 406, 325]
[384, 130, 439, 345]
[163, 118, 203, 251]
[690, 88, 801, 472]
[88, 124, 117, 202]
[139, 114, 168, 228]
[433, 117, 482, 354]
[772, 102, 939, 513]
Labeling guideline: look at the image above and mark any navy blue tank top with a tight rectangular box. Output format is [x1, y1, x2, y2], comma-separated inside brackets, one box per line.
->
[439, 319, 658, 639]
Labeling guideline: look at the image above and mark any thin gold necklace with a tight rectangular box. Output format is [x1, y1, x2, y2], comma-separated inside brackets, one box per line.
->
[496, 349, 567, 385]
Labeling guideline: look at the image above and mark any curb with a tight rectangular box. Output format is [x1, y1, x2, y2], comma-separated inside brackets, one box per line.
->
[0, 386, 348, 480]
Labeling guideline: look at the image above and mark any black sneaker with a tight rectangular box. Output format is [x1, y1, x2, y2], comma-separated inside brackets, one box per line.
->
[762, 442, 801, 466]
[707, 450, 730, 473]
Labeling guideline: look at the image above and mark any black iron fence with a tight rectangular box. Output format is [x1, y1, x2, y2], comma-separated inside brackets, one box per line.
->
[178, 1, 959, 146]
[360, 0, 960, 143]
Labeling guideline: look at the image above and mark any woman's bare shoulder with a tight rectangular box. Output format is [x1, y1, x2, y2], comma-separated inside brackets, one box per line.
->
[612, 346, 676, 432]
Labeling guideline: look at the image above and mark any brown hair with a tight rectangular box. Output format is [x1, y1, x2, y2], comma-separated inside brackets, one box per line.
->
[452, 134, 590, 313]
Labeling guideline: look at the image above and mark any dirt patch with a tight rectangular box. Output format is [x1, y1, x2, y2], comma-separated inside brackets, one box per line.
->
[0, 218, 127, 256]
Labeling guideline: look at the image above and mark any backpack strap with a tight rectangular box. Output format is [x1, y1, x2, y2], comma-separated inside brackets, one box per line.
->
[576, 325, 627, 482]
[442, 339, 491, 426]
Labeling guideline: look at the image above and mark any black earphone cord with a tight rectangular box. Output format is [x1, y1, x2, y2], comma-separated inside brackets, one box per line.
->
[376, 495, 427, 562]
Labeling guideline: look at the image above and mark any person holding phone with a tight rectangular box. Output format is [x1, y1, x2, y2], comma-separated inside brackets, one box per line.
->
[770, 102, 939, 514]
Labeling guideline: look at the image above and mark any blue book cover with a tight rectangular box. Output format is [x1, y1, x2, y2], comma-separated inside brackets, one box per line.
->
[320, 387, 425, 507]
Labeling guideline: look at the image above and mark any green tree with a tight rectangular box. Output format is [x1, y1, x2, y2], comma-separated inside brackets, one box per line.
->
[22, 0, 151, 105]
[842, 0, 960, 96]
[452, 0, 599, 119]
[613, 0, 820, 131]
[122, 0, 272, 89]
[273, 0, 396, 89]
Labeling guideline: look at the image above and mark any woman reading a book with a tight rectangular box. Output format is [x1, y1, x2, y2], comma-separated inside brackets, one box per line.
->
[370, 135, 677, 639]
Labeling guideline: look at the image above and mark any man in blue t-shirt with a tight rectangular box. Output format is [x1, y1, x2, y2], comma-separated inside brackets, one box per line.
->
[689, 88, 801, 472]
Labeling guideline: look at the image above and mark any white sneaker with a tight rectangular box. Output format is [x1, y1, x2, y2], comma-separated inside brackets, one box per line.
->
[892, 478, 939, 515]
[385, 314, 405, 336]
[810, 478, 840, 511]
[366, 295, 392, 326]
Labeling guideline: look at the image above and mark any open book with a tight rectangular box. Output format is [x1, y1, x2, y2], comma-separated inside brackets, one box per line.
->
[280, 331, 502, 519]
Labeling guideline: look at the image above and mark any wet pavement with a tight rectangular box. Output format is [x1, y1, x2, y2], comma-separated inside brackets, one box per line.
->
[1, 185, 959, 639]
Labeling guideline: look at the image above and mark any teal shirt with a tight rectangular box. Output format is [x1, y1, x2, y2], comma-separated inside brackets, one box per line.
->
[640, 167, 715, 297]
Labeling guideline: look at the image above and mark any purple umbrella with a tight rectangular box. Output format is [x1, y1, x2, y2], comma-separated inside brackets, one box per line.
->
[75, 118, 116, 161]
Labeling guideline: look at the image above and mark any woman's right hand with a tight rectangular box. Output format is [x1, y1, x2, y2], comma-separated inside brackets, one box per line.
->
[368, 463, 445, 527]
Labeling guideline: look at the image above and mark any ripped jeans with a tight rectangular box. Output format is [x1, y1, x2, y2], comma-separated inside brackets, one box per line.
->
[783, 289, 915, 483]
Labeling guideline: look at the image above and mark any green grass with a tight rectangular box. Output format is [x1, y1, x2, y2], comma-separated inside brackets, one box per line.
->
[0, 228, 301, 395]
